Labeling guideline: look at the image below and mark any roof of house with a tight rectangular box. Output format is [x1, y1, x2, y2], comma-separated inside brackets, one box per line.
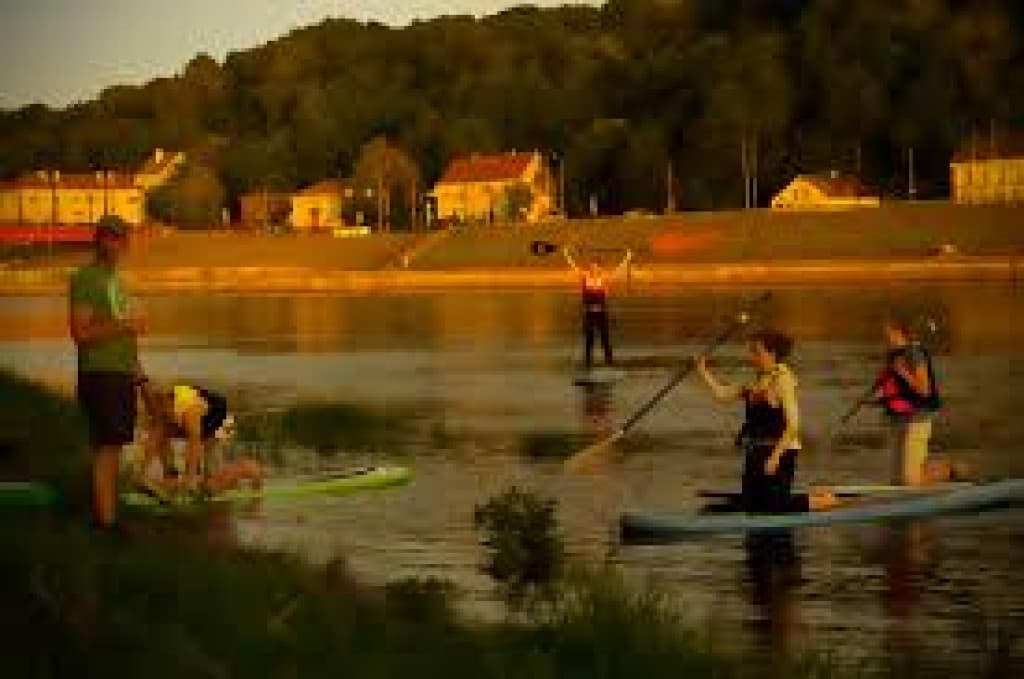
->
[436, 151, 537, 185]
[792, 173, 877, 199]
[239, 191, 292, 201]
[137, 149, 184, 176]
[951, 135, 1024, 163]
[4, 172, 137, 191]
[294, 179, 349, 197]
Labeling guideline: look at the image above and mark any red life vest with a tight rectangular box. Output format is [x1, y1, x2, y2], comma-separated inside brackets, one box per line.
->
[581, 272, 607, 308]
[877, 344, 941, 417]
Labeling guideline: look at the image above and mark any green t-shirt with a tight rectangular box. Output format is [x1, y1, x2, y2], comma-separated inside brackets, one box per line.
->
[69, 261, 137, 373]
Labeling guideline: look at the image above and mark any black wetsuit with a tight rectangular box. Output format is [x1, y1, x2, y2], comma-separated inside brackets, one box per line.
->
[735, 389, 808, 514]
[581, 273, 612, 368]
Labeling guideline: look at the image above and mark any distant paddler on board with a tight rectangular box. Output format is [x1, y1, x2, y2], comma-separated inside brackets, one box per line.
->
[562, 244, 633, 370]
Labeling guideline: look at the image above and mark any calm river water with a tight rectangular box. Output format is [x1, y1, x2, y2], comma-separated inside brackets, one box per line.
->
[2, 284, 1022, 670]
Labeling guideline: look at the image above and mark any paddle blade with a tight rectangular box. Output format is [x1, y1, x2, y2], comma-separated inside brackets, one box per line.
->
[563, 430, 622, 474]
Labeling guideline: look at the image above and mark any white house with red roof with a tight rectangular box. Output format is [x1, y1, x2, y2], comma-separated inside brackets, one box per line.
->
[431, 150, 554, 224]
[771, 171, 881, 211]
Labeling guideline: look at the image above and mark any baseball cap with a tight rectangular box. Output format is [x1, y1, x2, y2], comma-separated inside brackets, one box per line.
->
[95, 215, 129, 239]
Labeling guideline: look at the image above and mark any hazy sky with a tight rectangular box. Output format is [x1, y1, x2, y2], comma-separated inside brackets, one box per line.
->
[0, 0, 600, 110]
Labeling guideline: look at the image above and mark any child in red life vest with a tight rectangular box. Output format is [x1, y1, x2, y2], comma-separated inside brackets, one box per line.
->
[874, 318, 957, 486]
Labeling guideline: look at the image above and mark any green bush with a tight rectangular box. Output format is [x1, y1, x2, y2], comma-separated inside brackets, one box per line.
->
[473, 487, 564, 588]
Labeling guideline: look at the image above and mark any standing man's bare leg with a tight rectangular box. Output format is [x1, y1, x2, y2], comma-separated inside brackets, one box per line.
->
[93, 445, 121, 528]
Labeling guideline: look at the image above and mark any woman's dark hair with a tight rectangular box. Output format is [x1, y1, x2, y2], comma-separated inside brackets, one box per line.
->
[884, 314, 915, 338]
[749, 330, 794, 361]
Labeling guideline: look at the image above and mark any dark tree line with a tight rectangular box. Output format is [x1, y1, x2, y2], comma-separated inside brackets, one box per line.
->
[1, 0, 1022, 217]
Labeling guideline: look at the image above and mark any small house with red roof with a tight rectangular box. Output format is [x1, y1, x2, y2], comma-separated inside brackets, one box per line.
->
[771, 172, 880, 211]
[431, 150, 554, 224]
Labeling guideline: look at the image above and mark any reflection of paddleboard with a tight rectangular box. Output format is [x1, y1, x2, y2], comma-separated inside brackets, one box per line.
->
[621, 479, 1024, 542]
[572, 367, 627, 386]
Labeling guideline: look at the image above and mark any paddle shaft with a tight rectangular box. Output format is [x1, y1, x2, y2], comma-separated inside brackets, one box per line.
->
[617, 324, 743, 435]
[613, 291, 772, 437]
[563, 291, 771, 470]
[531, 240, 625, 256]
[839, 382, 881, 425]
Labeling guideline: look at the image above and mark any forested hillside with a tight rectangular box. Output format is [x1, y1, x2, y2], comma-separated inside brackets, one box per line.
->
[1, 0, 1021, 215]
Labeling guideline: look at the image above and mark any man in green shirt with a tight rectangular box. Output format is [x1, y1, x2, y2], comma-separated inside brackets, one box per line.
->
[69, 215, 146, 530]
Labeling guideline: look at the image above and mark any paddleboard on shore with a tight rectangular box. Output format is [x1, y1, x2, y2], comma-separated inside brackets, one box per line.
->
[0, 481, 59, 508]
[1, 466, 412, 512]
[621, 479, 1024, 542]
[572, 367, 627, 386]
[121, 465, 413, 511]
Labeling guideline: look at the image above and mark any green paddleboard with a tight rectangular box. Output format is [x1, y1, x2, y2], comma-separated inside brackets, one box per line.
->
[1, 466, 412, 512]
[0, 481, 60, 508]
[120, 465, 413, 511]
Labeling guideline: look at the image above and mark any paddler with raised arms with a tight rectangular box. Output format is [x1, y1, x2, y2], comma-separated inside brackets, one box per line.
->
[562, 245, 633, 369]
[697, 331, 835, 512]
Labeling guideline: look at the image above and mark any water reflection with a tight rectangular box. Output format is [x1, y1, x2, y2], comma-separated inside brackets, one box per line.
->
[742, 531, 805, 660]
[869, 523, 936, 657]
[579, 383, 614, 436]
[1, 284, 1022, 670]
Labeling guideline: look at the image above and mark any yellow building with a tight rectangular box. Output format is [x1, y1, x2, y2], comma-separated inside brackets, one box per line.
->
[0, 171, 143, 225]
[431, 151, 554, 224]
[0, 148, 183, 227]
[771, 172, 880, 211]
[290, 180, 346, 232]
[950, 144, 1024, 205]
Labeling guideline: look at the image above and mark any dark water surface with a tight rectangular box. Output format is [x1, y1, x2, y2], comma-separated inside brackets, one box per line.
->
[2, 285, 1023, 668]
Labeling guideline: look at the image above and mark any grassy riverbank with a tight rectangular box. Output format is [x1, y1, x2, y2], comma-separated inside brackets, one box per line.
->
[1, 203, 1022, 293]
[1, 370, 1020, 677]
[0, 370, 759, 678]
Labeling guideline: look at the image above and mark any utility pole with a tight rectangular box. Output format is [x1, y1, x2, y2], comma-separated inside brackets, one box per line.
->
[557, 153, 566, 216]
[666, 159, 676, 213]
[410, 178, 418, 233]
[49, 170, 58, 259]
[908, 147, 917, 201]
[751, 135, 759, 209]
[741, 135, 749, 209]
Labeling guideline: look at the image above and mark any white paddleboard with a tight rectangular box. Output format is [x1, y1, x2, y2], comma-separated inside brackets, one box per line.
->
[573, 367, 627, 386]
[622, 479, 1024, 541]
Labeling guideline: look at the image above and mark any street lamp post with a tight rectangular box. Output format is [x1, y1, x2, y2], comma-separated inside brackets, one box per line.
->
[49, 170, 58, 259]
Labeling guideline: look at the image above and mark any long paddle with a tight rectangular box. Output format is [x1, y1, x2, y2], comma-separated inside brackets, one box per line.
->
[530, 239, 626, 257]
[564, 291, 772, 473]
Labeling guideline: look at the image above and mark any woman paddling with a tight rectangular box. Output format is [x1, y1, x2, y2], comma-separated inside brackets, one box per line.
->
[697, 331, 833, 513]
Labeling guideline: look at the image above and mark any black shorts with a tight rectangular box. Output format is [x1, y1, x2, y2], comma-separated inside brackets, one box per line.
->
[77, 371, 137, 447]
[741, 445, 807, 513]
